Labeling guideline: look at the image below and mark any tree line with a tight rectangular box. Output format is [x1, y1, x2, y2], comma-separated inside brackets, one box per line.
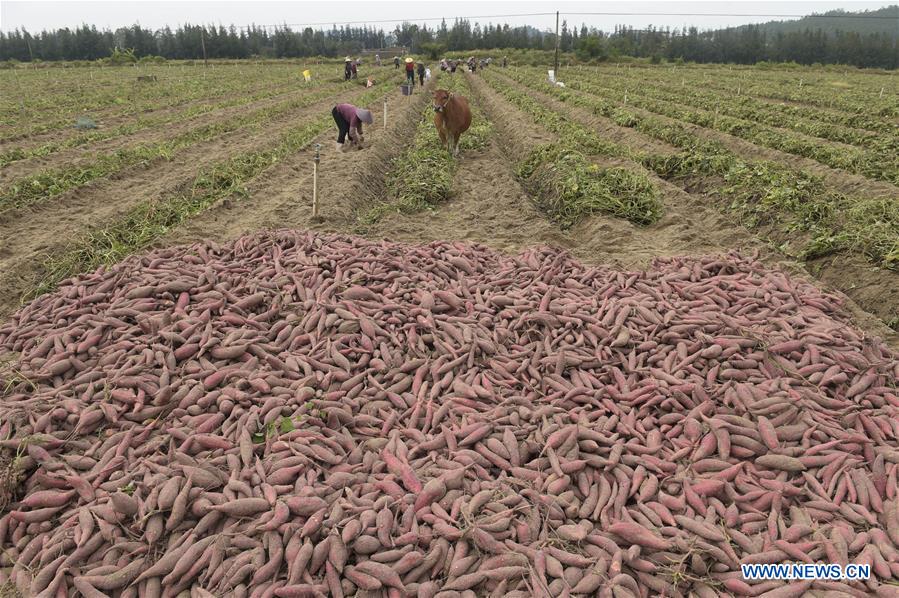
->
[0, 17, 896, 69]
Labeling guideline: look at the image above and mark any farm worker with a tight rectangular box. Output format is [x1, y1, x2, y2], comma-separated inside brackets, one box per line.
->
[375, 53, 381, 66]
[425, 67, 432, 81]
[450, 60, 457, 73]
[332, 103, 373, 152]
[394, 56, 400, 69]
[344, 57, 352, 81]
[351, 60, 358, 79]
[417, 62, 426, 86]
[502, 56, 508, 68]
[405, 57, 415, 87]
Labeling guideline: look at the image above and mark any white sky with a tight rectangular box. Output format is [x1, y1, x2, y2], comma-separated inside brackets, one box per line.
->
[1, 0, 894, 34]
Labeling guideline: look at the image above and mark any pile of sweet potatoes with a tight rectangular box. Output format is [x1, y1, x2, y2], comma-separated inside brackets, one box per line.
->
[0, 230, 896, 597]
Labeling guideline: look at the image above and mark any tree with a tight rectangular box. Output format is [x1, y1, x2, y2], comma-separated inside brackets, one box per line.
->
[420, 42, 445, 60]
[2, 12, 895, 68]
[576, 35, 607, 61]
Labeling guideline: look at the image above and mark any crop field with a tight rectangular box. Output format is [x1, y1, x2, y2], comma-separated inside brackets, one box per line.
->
[0, 60, 898, 596]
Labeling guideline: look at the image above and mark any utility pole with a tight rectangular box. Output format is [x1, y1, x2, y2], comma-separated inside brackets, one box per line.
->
[200, 27, 209, 68]
[554, 11, 560, 76]
[25, 34, 34, 62]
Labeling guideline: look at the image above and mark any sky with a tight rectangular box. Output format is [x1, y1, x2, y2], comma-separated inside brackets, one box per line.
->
[1, 0, 894, 34]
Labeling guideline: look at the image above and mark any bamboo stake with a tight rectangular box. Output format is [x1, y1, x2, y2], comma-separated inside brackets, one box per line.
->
[312, 144, 321, 218]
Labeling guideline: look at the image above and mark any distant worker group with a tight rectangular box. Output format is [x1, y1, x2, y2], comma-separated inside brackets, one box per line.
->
[332, 51, 487, 155]
[439, 56, 502, 73]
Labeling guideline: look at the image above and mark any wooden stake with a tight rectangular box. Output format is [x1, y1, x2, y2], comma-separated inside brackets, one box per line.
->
[201, 28, 209, 68]
[880, 87, 884, 98]
[383, 101, 387, 130]
[312, 144, 321, 218]
[553, 11, 560, 78]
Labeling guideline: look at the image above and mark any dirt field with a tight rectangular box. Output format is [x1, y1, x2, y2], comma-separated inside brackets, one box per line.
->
[0, 61, 896, 346]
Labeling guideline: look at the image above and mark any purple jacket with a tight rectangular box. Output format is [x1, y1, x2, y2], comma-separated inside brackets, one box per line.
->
[335, 103, 363, 140]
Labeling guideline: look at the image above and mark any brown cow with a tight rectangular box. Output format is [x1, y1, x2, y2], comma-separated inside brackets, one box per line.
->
[433, 89, 472, 157]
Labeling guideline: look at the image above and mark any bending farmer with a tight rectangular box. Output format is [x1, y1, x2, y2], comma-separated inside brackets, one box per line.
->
[332, 103, 373, 152]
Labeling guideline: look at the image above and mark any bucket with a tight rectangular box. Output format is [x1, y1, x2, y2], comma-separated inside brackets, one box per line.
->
[303, 69, 312, 82]
[401, 84, 412, 96]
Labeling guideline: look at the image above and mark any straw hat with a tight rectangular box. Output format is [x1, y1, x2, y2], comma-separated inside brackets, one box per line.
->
[345, 56, 351, 61]
[355, 108, 373, 124]
[405, 57, 413, 63]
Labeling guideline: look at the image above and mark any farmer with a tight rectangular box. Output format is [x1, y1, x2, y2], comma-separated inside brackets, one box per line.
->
[332, 103, 373, 152]
[502, 56, 508, 68]
[405, 57, 416, 87]
[417, 61, 426, 86]
[375, 53, 381, 66]
[450, 60, 457, 74]
[394, 56, 400, 69]
[351, 60, 358, 79]
[344, 57, 352, 81]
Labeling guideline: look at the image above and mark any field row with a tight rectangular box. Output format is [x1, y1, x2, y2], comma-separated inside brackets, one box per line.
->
[606, 62, 899, 117]
[534, 68, 898, 185]
[0, 78, 376, 212]
[493, 68, 897, 271]
[0, 62, 346, 140]
[575, 67, 896, 151]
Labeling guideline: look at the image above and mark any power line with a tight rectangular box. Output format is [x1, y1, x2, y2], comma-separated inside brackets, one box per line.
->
[566, 12, 899, 20]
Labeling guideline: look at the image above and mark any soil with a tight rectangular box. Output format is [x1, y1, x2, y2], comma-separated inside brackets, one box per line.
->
[0, 77, 303, 151]
[0, 82, 331, 184]
[583, 87, 898, 199]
